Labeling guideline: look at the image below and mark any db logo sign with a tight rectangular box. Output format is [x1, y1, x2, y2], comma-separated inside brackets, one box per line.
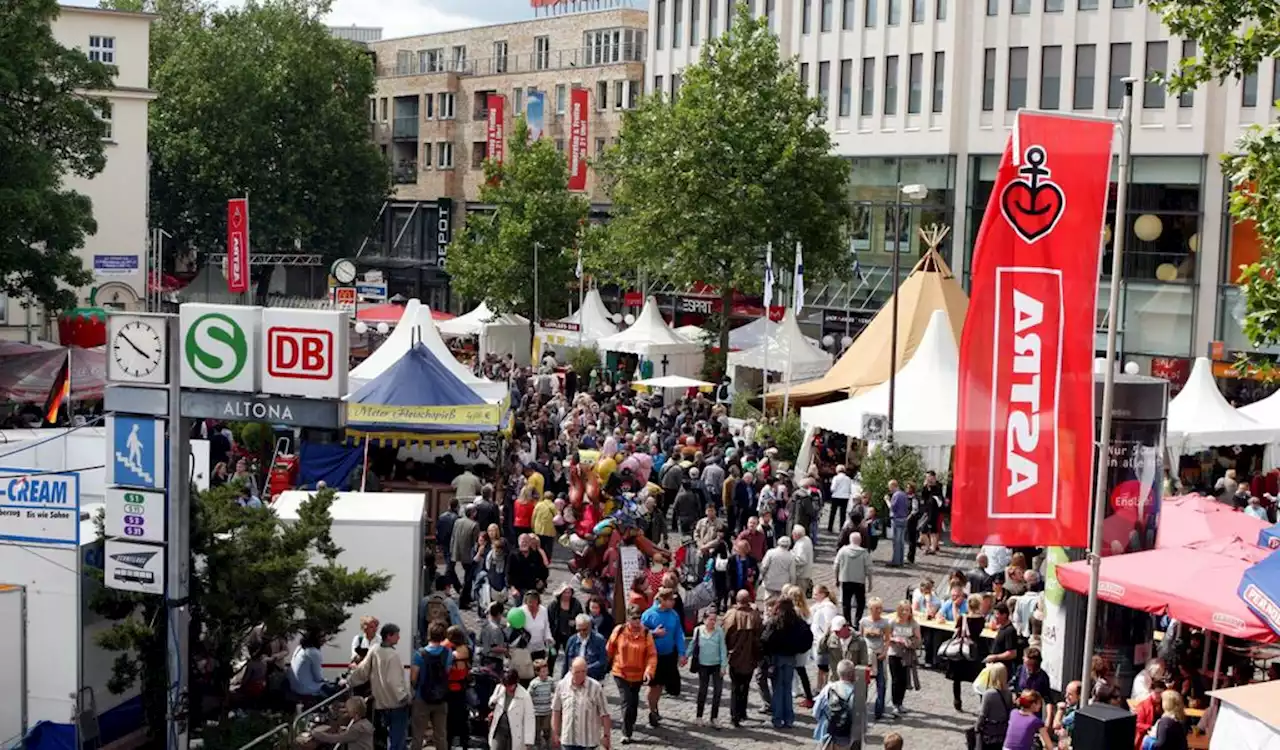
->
[268, 327, 333, 380]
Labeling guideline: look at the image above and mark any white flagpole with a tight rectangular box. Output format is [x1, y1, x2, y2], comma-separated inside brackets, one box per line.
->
[576, 244, 584, 349]
[763, 243, 773, 405]
[782, 242, 802, 415]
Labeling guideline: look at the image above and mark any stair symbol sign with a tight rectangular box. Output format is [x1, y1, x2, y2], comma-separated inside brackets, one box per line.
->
[115, 451, 153, 485]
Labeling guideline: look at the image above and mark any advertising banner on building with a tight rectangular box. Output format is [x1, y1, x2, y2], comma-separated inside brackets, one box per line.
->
[527, 89, 546, 141]
[952, 112, 1114, 548]
[226, 197, 250, 294]
[568, 87, 589, 192]
[486, 94, 506, 166]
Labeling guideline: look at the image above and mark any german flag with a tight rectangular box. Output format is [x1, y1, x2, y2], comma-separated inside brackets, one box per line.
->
[43, 352, 70, 425]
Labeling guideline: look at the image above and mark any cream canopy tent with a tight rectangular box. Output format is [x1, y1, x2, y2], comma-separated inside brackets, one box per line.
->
[438, 301, 532, 364]
[675, 325, 712, 345]
[727, 309, 833, 383]
[768, 247, 968, 405]
[535, 288, 619, 351]
[799, 310, 958, 447]
[349, 298, 507, 402]
[1207, 681, 1280, 750]
[596, 296, 705, 378]
[1167, 357, 1280, 453]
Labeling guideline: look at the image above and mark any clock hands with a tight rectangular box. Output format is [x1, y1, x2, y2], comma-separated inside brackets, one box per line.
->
[119, 332, 156, 365]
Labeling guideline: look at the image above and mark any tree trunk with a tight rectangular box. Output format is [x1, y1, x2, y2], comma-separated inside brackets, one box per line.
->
[719, 283, 732, 357]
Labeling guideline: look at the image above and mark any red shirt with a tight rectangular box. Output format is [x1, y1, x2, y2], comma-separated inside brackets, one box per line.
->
[514, 499, 535, 528]
[1133, 694, 1160, 750]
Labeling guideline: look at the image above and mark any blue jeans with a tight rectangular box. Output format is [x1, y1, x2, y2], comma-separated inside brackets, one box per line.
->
[872, 657, 887, 718]
[771, 659, 796, 728]
[890, 519, 907, 565]
[383, 704, 409, 750]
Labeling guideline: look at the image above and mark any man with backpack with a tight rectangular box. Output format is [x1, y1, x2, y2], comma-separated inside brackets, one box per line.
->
[410, 622, 453, 750]
[814, 659, 862, 750]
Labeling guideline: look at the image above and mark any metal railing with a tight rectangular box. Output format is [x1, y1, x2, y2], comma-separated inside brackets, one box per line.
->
[290, 686, 355, 738]
[232, 686, 353, 750]
[392, 161, 418, 184]
[386, 43, 645, 78]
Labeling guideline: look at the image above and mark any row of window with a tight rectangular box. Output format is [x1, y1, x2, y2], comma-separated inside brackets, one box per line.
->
[399, 28, 644, 76]
[803, 0, 946, 34]
[88, 35, 115, 64]
[372, 79, 641, 125]
[804, 52, 946, 117]
[987, 0, 1136, 15]
[405, 136, 617, 172]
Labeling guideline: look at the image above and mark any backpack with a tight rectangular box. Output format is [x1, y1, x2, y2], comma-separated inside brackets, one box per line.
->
[792, 619, 815, 654]
[827, 682, 856, 739]
[417, 647, 449, 703]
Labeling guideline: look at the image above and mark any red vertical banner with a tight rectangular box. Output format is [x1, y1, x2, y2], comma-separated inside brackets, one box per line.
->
[486, 94, 506, 165]
[226, 197, 250, 294]
[567, 87, 589, 192]
[952, 112, 1115, 548]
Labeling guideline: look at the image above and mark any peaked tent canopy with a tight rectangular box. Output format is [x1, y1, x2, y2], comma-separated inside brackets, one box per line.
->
[349, 299, 506, 402]
[438, 301, 532, 364]
[596, 296, 705, 378]
[347, 343, 505, 436]
[675, 325, 712, 345]
[535, 288, 619, 350]
[1157, 494, 1272, 550]
[727, 309, 833, 382]
[768, 248, 968, 405]
[799, 309, 957, 446]
[1167, 357, 1280, 453]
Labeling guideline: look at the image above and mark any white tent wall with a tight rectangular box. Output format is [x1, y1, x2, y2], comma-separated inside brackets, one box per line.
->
[596, 297, 705, 378]
[438, 302, 532, 365]
[726, 311, 832, 384]
[534, 288, 619, 353]
[1210, 703, 1280, 750]
[1167, 357, 1280, 453]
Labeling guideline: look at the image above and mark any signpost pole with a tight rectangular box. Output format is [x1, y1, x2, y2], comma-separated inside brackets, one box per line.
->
[165, 319, 191, 750]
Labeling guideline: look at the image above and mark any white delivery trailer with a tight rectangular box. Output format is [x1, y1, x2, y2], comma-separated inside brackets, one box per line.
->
[272, 491, 426, 672]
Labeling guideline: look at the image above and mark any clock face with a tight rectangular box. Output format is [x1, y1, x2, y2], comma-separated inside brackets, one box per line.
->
[109, 316, 168, 384]
[333, 259, 357, 284]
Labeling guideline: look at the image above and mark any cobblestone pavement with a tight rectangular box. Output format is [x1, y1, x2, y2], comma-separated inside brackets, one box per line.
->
[464, 519, 980, 750]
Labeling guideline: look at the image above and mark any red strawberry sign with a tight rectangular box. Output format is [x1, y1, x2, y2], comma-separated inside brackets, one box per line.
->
[58, 307, 107, 348]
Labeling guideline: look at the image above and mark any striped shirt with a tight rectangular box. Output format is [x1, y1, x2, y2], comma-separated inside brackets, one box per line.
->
[528, 676, 555, 716]
[551, 674, 610, 749]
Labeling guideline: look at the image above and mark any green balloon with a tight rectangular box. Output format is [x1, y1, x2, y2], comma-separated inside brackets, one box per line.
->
[507, 608, 526, 629]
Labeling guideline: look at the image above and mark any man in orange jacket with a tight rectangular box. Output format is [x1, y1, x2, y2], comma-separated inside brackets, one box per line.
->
[606, 604, 657, 744]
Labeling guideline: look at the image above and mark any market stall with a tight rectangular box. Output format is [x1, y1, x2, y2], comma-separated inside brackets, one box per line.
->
[596, 296, 705, 379]
[438, 300, 532, 365]
[534, 288, 619, 354]
[1167, 357, 1280, 455]
[0, 346, 106, 403]
[1207, 681, 1280, 750]
[726, 309, 832, 390]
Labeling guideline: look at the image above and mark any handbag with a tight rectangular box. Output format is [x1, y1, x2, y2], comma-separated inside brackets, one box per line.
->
[688, 629, 701, 674]
[937, 623, 973, 662]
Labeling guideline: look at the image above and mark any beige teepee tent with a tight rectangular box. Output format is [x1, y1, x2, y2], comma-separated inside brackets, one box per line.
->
[767, 247, 968, 406]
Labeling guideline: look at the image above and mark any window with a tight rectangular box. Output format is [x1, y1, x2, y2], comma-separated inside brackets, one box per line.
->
[937, 0, 946, 17]
[369, 98, 377, 121]
[439, 92, 455, 119]
[709, 0, 720, 36]
[691, 0, 700, 44]
[931, 51, 945, 112]
[100, 102, 113, 140]
[596, 81, 609, 110]
[1012, 0, 1030, 13]
[1179, 40, 1195, 108]
[628, 79, 641, 108]
[803, 0, 812, 33]
[1040, 46, 1062, 110]
[844, 0, 857, 29]
[1045, 0, 1063, 10]
[555, 139, 565, 152]
[556, 84, 567, 115]
[671, 73, 682, 100]
[1108, 43, 1130, 108]
[908, 53, 923, 113]
[380, 97, 389, 121]
[437, 141, 453, 168]
[1143, 41, 1167, 109]
[535, 36, 551, 70]
[863, 0, 876, 27]
[421, 143, 432, 168]
[1007, 47, 1028, 110]
[986, 0, 998, 15]
[654, 74, 664, 94]
[1113, 0, 1134, 7]
[981, 48, 996, 111]
[451, 45, 467, 71]
[419, 48, 443, 72]
[800, 61, 810, 94]
[1273, 62, 1280, 107]
[726, 0, 734, 27]
[839, 59, 853, 116]
[860, 57, 876, 115]
[1079, 0, 1098, 9]
[1243, 70, 1259, 107]
[493, 40, 508, 73]
[424, 93, 434, 119]
[821, 0, 833, 31]
[656, 0, 666, 49]
[765, 0, 776, 30]
[614, 80, 625, 109]
[88, 36, 115, 64]
[1074, 45, 1096, 109]
[472, 141, 488, 168]
[673, 0, 683, 47]
[595, 137, 607, 156]
[884, 55, 899, 115]
[888, 0, 901, 24]
[911, 0, 925, 22]
[818, 60, 831, 118]
[513, 87, 524, 115]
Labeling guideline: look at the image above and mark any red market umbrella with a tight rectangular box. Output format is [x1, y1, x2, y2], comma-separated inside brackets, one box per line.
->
[0, 346, 106, 403]
[1156, 494, 1271, 550]
[1056, 538, 1277, 642]
[356, 303, 455, 324]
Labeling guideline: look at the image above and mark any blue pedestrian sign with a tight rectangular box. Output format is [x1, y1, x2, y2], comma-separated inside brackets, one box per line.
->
[107, 415, 166, 490]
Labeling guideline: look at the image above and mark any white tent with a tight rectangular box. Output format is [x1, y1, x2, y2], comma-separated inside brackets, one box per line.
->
[675, 325, 712, 345]
[1208, 681, 1280, 750]
[728, 317, 774, 350]
[596, 296, 705, 378]
[727, 309, 833, 383]
[348, 299, 507, 402]
[799, 309, 958, 448]
[438, 301, 532, 364]
[1167, 357, 1280, 453]
[535, 288, 619, 351]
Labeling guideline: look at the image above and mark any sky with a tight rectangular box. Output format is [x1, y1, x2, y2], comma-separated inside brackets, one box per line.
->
[64, 0, 647, 38]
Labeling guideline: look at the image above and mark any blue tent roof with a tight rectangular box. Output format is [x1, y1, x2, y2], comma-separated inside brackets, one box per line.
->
[1240, 549, 1280, 639]
[347, 343, 502, 434]
[1261, 523, 1280, 550]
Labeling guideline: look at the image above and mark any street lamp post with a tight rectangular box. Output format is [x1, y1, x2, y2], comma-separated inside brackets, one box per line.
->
[888, 183, 929, 440]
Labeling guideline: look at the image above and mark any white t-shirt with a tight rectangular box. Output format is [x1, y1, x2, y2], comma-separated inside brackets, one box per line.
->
[830, 472, 854, 500]
[351, 632, 381, 659]
[520, 604, 553, 650]
[982, 545, 1011, 576]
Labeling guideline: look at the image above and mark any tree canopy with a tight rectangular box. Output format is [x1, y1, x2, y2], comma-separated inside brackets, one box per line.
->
[593, 1, 850, 348]
[0, 0, 115, 312]
[1151, 0, 1280, 350]
[446, 117, 591, 321]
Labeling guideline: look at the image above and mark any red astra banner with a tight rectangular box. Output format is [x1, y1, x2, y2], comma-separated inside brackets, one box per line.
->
[568, 87, 589, 192]
[226, 197, 250, 294]
[486, 94, 505, 165]
[952, 112, 1114, 548]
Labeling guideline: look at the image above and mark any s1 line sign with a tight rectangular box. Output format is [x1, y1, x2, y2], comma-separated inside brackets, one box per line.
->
[227, 197, 250, 294]
[952, 111, 1114, 548]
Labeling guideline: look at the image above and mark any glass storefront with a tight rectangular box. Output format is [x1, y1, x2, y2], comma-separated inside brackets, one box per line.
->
[848, 156, 957, 270]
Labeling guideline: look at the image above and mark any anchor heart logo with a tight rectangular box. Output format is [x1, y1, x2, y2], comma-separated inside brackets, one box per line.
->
[1000, 145, 1066, 244]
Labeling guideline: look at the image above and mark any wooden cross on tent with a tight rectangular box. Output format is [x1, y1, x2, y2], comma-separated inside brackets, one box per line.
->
[660, 354, 670, 375]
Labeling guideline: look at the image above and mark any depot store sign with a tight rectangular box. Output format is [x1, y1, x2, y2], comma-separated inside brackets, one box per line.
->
[179, 304, 349, 399]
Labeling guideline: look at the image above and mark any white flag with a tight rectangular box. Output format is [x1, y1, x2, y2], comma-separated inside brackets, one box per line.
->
[763, 244, 775, 309]
[793, 243, 805, 312]
[575, 245, 583, 279]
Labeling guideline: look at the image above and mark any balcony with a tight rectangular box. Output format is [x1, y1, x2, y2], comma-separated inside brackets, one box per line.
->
[382, 43, 646, 79]
[392, 161, 418, 184]
[392, 116, 419, 140]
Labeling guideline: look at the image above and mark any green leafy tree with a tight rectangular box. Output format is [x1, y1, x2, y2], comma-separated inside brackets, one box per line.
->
[1151, 1, 1280, 353]
[92, 485, 390, 738]
[594, 1, 850, 350]
[135, 0, 388, 266]
[859, 443, 926, 520]
[446, 117, 591, 322]
[0, 0, 114, 312]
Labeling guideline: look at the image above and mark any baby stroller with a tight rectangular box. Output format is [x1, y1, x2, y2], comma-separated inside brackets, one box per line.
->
[673, 535, 702, 590]
[469, 660, 503, 737]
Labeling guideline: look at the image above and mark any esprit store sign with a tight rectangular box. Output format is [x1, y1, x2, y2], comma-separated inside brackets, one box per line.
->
[179, 304, 348, 398]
